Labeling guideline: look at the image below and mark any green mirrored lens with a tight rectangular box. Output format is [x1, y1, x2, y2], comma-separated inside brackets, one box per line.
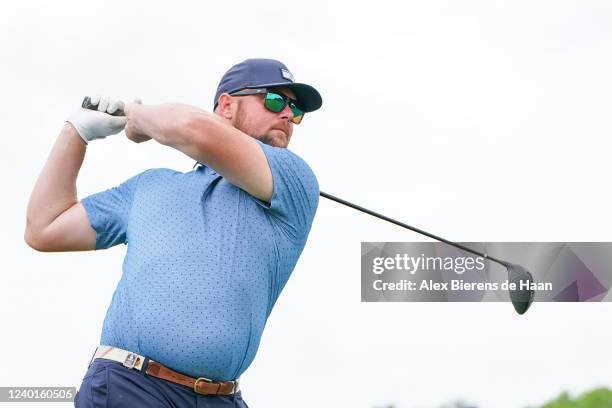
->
[264, 93, 286, 112]
[264, 92, 305, 124]
[289, 102, 304, 119]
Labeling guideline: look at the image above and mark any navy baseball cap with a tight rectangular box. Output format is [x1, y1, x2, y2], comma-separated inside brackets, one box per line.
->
[213, 58, 322, 113]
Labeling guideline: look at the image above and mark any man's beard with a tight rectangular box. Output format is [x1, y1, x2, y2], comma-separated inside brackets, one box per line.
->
[255, 133, 279, 147]
[233, 103, 284, 147]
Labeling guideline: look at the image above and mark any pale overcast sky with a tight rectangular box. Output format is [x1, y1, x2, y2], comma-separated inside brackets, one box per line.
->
[2, 1, 612, 407]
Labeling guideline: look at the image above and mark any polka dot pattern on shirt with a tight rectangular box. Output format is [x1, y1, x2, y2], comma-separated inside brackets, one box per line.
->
[81, 141, 319, 380]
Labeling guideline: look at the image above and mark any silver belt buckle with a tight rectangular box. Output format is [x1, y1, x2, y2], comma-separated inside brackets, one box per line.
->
[123, 353, 138, 369]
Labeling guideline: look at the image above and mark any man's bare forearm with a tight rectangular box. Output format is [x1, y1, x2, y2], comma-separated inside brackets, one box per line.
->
[126, 102, 253, 167]
[26, 123, 86, 236]
[125, 102, 273, 201]
[126, 103, 208, 147]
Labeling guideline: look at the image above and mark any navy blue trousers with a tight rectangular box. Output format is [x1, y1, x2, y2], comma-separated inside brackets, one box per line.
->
[74, 358, 249, 408]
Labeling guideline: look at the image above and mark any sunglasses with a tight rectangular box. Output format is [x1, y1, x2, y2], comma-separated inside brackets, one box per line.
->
[229, 88, 304, 124]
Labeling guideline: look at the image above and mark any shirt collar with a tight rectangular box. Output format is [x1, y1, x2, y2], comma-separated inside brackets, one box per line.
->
[193, 161, 217, 175]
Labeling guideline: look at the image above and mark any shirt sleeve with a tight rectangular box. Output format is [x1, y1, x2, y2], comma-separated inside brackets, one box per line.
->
[253, 141, 320, 243]
[81, 172, 143, 250]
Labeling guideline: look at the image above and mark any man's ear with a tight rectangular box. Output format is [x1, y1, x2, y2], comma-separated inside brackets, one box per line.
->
[216, 93, 236, 120]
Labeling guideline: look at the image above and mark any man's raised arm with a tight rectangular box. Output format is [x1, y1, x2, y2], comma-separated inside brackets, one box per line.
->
[25, 97, 127, 252]
[123, 102, 274, 203]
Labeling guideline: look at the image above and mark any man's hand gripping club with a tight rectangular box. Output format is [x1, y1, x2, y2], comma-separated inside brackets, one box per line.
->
[66, 95, 128, 144]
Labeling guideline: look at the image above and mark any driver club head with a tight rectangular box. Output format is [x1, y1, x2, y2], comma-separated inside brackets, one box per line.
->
[506, 263, 535, 315]
[317, 192, 539, 315]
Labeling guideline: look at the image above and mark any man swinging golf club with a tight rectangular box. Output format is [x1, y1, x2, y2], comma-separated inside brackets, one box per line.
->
[25, 58, 322, 408]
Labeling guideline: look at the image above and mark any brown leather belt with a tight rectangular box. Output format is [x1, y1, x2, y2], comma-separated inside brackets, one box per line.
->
[91, 345, 239, 396]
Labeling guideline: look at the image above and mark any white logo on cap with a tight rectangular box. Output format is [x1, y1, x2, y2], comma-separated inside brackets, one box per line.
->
[281, 68, 294, 82]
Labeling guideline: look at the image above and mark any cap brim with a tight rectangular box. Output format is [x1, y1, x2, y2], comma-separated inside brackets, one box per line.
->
[245, 82, 322, 113]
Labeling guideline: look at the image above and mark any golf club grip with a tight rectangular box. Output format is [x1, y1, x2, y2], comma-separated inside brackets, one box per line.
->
[81, 96, 126, 117]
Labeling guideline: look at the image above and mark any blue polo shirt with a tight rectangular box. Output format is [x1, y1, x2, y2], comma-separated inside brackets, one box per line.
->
[81, 140, 319, 381]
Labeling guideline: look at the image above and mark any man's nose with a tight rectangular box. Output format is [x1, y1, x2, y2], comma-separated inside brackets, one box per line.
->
[279, 104, 294, 121]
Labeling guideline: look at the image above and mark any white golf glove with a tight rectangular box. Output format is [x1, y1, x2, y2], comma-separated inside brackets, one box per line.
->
[66, 96, 127, 144]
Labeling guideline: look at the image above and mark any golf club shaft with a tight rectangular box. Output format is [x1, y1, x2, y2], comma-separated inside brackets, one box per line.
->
[319, 191, 510, 268]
